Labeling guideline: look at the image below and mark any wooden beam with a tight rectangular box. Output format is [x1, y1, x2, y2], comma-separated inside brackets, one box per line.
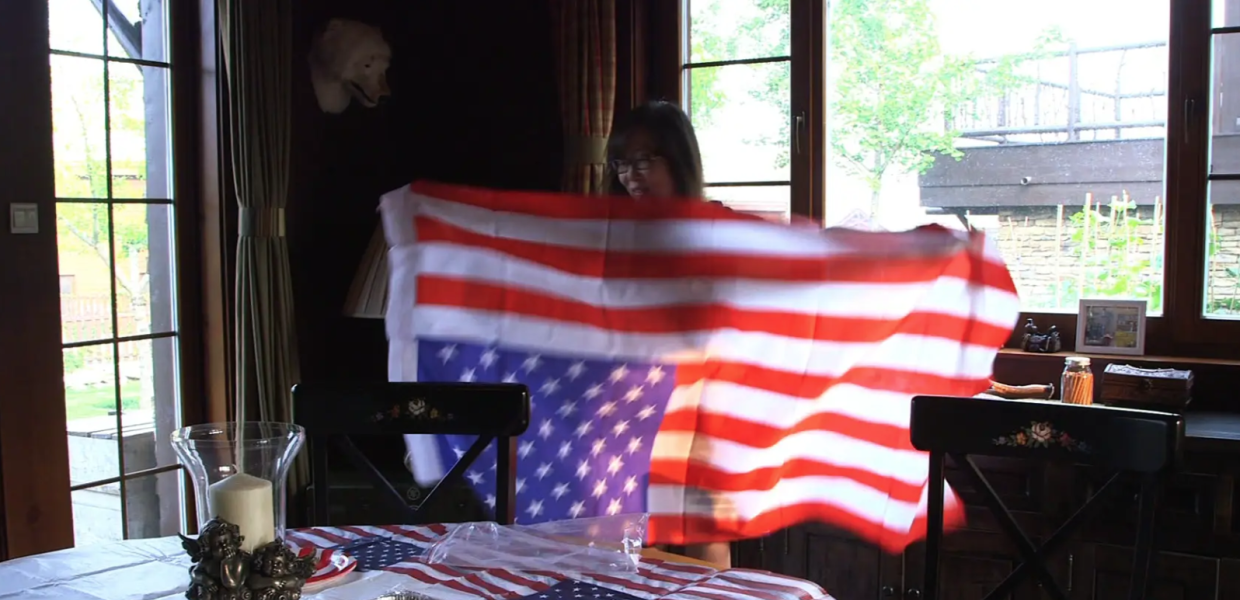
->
[0, 0, 75, 557]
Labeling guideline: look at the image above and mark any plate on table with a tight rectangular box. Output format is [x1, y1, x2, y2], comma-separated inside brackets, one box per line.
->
[299, 546, 358, 587]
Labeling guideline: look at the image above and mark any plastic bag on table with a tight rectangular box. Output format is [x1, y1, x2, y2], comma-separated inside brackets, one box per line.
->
[422, 513, 648, 573]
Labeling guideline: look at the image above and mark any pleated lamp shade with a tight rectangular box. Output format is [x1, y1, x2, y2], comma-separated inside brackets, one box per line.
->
[342, 223, 389, 319]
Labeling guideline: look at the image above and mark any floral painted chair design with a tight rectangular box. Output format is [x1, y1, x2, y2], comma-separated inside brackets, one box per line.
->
[909, 395, 1183, 600]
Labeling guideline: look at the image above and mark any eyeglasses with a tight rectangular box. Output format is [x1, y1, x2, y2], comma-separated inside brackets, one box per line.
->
[609, 155, 663, 175]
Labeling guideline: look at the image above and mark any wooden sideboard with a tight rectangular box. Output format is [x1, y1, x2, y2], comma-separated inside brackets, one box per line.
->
[729, 413, 1240, 600]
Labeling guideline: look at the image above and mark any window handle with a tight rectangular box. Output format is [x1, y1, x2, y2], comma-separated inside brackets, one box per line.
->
[795, 112, 806, 154]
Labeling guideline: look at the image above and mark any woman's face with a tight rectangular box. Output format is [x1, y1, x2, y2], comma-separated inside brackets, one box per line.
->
[615, 129, 677, 199]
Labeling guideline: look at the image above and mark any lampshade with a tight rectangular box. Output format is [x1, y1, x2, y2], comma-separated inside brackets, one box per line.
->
[342, 223, 389, 319]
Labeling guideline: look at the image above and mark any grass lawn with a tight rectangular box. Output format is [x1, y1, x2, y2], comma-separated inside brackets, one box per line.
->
[65, 382, 142, 421]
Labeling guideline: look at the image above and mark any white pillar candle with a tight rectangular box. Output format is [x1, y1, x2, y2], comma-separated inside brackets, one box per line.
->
[208, 472, 275, 553]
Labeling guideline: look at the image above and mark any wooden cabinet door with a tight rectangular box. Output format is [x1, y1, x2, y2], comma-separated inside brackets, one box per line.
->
[783, 523, 902, 599]
[1068, 544, 1218, 600]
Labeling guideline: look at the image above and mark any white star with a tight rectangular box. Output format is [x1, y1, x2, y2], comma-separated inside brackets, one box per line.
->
[437, 344, 458, 363]
[459, 367, 477, 382]
[539, 378, 562, 396]
[526, 499, 544, 518]
[484, 494, 497, 509]
[611, 419, 630, 438]
[626, 436, 644, 455]
[568, 501, 586, 518]
[592, 479, 608, 498]
[606, 454, 625, 476]
[516, 477, 527, 493]
[575, 460, 592, 480]
[606, 498, 623, 515]
[479, 348, 499, 369]
[466, 470, 484, 485]
[551, 482, 570, 499]
[556, 400, 578, 418]
[452, 445, 466, 459]
[646, 366, 666, 384]
[538, 418, 555, 439]
[502, 372, 519, 383]
[590, 438, 607, 457]
[609, 364, 630, 383]
[489, 460, 497, 471]
[596, 401, 618, 418]
[521, 354, 543, 373]
[574, 421, 593, 438]
[557, 440, 573, 459]
[518, 439, 535, 458]
[623, 475, 638, 495]
[636, 405, 657, 420]
[535, 462, 553, 479]
[566, 361, 587, 380]
[622, 386, 644, 403]
[583, 384, 605, 400]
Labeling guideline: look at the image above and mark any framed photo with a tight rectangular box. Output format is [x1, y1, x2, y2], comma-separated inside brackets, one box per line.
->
[1076, 299, 1147, 355]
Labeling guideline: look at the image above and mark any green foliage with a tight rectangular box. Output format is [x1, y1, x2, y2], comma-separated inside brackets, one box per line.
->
[688, 0, 1062, 203]
[1054, 197, 1163, 312]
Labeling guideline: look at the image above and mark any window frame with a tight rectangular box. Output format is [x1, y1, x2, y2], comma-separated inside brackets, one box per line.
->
[648, 0, 1240, 359]
[0, 0, 221, 557]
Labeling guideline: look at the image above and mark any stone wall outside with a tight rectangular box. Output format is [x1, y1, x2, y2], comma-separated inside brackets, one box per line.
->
[980, 204, 1240, 315]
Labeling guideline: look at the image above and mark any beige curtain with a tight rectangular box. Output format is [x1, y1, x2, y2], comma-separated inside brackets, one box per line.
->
[219, 0, 305, 488]
[553, 0, 618, 194]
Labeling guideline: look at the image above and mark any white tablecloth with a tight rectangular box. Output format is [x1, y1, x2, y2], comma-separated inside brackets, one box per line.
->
[0, 526, 833, 600]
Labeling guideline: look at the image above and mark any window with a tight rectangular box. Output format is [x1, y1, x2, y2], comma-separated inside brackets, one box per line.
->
[682, 0, 795, 220]
[673, 0, 1239, 356]
[49, 0, 186, 546]
[1206, 4, 1240, 319]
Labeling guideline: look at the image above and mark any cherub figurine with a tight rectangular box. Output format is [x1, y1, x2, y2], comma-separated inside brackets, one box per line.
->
[247, 541, 317, 600]
[180, 518, 252, 600]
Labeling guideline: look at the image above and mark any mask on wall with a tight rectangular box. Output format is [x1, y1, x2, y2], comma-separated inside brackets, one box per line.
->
[308, 19, 392, 114]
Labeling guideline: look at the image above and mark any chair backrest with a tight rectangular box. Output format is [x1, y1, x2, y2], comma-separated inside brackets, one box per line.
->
[292, 382, 530, 527]
[293, 382, 530, 436]
[909, 395, 1183, 472]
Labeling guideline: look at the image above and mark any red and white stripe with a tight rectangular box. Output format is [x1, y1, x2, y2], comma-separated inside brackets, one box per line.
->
[290, 526, 831, 600]
[381, 182, 1020, 553]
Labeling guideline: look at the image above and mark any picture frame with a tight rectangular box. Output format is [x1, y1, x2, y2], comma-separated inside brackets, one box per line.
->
[1076, 299, 1147, 356]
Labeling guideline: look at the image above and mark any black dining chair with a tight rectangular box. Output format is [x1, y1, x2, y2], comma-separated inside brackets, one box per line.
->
[910, 395, 1183, 600]
[292, 382, 530, 526]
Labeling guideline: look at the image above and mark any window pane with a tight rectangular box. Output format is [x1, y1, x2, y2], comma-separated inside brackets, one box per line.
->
[688, 0, 790, 63]
[112, 203, 175, 336]
[124, 470, 185, 540]
[706, 185, 790, 221]
[105, 0, 167, 62]
[66, 343, 121, 488]
[826, 0, 1169, 314]
[72, 483, 123, 547]
[688, 61, 791, 183]
[118, 337, 181, 475]
[51, 55, 107, 199]
[58, 202, 115, 343]
[1206, 31, 1240, 318]
[49, 0, 104, 55]
[110, 64, 173, 200]
[1215, 0, 1238, 29]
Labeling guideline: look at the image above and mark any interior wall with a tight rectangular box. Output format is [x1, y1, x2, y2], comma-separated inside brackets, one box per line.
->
[286, 0, 563, 385]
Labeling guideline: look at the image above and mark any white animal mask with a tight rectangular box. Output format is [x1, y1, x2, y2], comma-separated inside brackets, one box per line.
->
[308, 19, 392, 114]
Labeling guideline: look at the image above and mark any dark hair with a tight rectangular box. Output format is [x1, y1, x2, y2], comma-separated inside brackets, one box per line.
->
[605, 101, 705, 198]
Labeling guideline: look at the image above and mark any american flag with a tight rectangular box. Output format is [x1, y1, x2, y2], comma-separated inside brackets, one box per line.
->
[383, 182, 1020, 552]
[285, 525, 832, 600]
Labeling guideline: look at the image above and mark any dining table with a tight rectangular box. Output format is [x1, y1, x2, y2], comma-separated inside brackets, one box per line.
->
[0, 523, 834, 600]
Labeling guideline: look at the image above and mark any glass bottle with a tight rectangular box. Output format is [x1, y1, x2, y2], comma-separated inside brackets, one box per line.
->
[1061, 356, 1094, 405]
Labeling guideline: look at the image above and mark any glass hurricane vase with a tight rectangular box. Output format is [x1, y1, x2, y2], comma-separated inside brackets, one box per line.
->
[170, 422, 304, 551]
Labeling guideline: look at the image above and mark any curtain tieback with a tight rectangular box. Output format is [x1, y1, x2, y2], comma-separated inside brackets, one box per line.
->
[239, 207, 286, 238]
[564, 135, 608, 166]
